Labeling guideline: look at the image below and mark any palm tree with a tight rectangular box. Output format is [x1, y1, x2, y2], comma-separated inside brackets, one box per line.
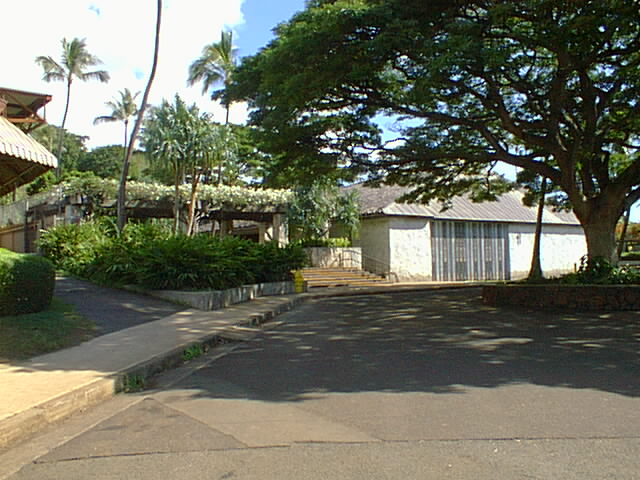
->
[188, 30, 237, 184]
[35, 37, 110, 168]
[117, 0, 162, 231]
[94, 89, 140, 151]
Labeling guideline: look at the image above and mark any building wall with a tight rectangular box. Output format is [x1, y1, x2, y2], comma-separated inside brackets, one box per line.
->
[356, 217, 391, 277]
[359, 215, 588, 282]
[0, 225, 26, 252]
[508, 223, 587, 279]
[388, 216, 432, 281]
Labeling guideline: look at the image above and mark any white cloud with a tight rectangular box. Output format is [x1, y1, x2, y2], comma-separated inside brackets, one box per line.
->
[4, 0, 247, 148]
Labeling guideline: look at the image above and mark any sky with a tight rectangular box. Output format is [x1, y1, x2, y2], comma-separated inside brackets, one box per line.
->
[4, 0, 306, 148]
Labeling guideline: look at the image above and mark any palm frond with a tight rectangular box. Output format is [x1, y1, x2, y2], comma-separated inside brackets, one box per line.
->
[80, 70, 110, 83]
[187, 30, 237, 97]
[34, 55, 65, 82]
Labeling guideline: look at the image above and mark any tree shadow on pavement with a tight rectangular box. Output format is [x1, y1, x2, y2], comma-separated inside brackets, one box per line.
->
[177, 288, 640, 401]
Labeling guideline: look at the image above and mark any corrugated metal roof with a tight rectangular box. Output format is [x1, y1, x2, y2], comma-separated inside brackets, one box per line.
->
[345, 183, 581, 226]
[0, 116, 58, 196]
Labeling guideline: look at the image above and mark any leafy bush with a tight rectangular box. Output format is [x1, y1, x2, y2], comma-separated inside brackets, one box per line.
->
[37, 220, 308, 291]
[294, 237, 352, 248]
[130, 235, 307, 290]
[0, 249, 55, 316]
[559, 255, 640, 285]
[85, 221, 173, 284]
[37, 219, 113, 275]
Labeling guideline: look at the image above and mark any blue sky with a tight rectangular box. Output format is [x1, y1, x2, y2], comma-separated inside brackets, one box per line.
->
[237, 0, 306, 57]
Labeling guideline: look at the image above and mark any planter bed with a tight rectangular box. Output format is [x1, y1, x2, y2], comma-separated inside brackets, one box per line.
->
[482, 284, 640, 311]
[149, 281, 297, 311]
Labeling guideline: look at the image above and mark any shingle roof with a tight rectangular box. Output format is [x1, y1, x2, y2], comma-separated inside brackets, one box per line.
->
[344, 183, 581, 226]
[0, 116, 58, 196]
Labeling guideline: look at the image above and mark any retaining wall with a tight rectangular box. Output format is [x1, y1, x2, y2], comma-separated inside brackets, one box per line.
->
[482, 285, 640, 311]
[150, 281, 296, 311]
[305, 247, 362, 269]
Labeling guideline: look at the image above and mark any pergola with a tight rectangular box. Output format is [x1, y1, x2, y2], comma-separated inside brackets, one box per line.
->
[0, 87, 57, 197]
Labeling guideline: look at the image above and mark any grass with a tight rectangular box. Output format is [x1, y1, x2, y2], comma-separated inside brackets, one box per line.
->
[121, 374, 146, 393]
[0, 298, 96, 362]
[182, 343, 205, 362]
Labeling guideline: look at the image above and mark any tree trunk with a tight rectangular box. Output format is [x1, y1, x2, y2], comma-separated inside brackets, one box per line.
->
[582, 215, 619, 264]
[186, 169, 199, 236]
[217, 104, 231, 186]
[117, 0, 162, 232]
[55, 78, 73, 177]
[527, 177, 547, 281]
[616, 206, 631, 259]
[172, 167, 182, 234]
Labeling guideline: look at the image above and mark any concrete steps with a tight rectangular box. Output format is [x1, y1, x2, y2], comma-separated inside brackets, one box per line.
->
[300, 268, 391, 288]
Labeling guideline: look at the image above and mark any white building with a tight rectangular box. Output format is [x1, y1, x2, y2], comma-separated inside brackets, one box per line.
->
[346, 184, 587, 282]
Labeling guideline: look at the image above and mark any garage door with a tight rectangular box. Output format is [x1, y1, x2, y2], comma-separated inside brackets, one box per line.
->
[431, 221, 509, 281]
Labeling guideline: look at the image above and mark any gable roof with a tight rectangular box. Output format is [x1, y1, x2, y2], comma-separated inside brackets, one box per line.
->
[344, 183, 581, 226]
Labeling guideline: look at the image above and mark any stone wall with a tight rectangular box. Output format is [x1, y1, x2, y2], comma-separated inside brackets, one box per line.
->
[482, 285, 640, 311]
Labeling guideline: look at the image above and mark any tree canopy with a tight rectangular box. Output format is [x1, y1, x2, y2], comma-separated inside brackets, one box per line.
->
[142, 95, 223, 233]
[229, 0, 640, 261]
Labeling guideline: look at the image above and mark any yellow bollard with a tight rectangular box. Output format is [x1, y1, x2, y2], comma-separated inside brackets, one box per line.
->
[293, 270, 306, 293]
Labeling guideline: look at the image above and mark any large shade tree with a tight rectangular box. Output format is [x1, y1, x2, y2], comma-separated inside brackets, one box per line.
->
[35, 37, 110, 166]
[229, 0, 640, 262]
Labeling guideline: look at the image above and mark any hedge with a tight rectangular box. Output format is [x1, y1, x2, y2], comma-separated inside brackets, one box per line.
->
[38, 222, 308, 291]
[0, 249, 55, 316]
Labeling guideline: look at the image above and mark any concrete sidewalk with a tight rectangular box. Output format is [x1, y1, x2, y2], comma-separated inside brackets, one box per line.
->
[0, 281, 475, 451]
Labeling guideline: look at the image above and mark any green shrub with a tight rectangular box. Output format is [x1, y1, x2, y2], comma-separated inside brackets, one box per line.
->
[295, 237, 352, 248]
[85, 222, 173, 285]
[559, 255, 640, 285]
[130, 235, 307, 290]
[0, 249, 55, 316]
[37, 219, 113, 276]
[35, 219, 308, 291]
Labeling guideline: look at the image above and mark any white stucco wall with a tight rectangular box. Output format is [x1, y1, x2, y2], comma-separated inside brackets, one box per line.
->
[356, 217, 391, 276]
[508, 223, 587, 279]
[388, 217, 432, 281]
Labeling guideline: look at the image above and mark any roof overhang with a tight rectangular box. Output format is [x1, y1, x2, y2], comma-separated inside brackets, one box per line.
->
[0, 87, 52, 133]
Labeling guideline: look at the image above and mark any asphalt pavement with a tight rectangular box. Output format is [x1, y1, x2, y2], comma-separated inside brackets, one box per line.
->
[3, 289, 639, 479]
[54, 276, 184, 335]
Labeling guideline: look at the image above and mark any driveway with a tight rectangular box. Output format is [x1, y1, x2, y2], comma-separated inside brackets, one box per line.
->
[6, 289, 640, 479]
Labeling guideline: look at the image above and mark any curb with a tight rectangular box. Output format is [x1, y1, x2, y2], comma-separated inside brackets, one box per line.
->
[0, 377, 116, 450]
[304, 282, 483, 299]
[0, 295, 305, 451]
